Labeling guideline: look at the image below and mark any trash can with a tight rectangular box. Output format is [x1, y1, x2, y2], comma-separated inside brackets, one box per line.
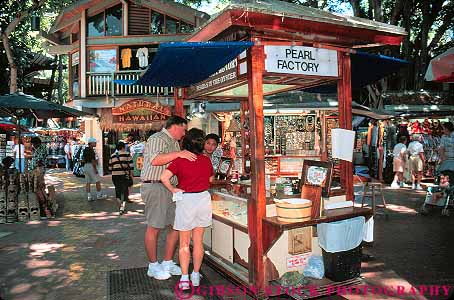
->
[317, 216, 365, 282]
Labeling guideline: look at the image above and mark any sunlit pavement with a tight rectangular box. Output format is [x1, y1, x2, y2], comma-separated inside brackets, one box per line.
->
[0, 170, 452, 300]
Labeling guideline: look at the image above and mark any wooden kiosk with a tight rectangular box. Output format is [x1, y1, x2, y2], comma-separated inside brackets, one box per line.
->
[172, 1, 407, 298]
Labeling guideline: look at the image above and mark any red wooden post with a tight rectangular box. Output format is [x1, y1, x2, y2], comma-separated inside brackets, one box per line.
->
[337, 52, 354, 201]
[174, 88, 185, 117]
[247, 43, 266, 295]
[240, 100, 249, 175]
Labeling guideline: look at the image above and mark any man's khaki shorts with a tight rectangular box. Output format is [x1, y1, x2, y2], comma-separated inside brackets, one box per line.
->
[140, 183, 175, 229]
[409, 155, 424, 172]
[393, 158, 405, 172]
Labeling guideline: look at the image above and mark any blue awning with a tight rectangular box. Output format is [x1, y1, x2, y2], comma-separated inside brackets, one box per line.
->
[114, 42, 253, 87]
[305, 51, 409, 93]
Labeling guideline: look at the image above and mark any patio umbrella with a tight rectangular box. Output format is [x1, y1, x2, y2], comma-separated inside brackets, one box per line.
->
[0, 93, 90, 173]
[0, 93, 88, 118]
[424, 47, 454, 82]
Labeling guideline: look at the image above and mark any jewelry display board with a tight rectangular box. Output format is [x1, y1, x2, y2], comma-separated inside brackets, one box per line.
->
[325, 117, 338, 159]
[0, 134, 6, 160]
[264, 114, 317, 156]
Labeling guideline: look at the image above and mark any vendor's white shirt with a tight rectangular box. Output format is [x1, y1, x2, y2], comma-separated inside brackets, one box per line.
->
[70, 144, 77, 156]
[64, 143, 71, 154]
[13, 144, 25, 158]
[408, 141, 424, 156]
[393, 143, 407, 159]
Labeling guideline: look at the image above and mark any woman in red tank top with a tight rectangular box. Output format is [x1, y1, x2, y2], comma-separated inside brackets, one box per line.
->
[161, 128, 214, 290]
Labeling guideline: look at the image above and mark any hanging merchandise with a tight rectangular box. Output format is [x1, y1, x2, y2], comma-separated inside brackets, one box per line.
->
[121, 48, 132, 68]
[422, 118, 432, 134]
[431, 120, 444, 137]
[410, 120, 424, 134]
[136, 47, 149, 68]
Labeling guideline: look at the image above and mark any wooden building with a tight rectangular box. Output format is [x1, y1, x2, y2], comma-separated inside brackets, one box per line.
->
[45, 0, 210, 173]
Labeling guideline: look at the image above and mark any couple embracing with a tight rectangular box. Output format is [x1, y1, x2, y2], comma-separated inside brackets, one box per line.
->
[140, 116, 214, 290]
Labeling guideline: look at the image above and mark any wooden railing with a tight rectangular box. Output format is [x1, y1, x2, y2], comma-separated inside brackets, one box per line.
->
[86, 71, 173, 97]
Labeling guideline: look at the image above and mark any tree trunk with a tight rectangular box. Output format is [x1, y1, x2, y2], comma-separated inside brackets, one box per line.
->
[371, 0, 383, 22]
[57, 55, 64, 104]
[417, 0, 431, 89]
[401, 0, 414, 90]
[1, 33, 18, 93]
[390, 0, 405, 25]
[349, 0, 363, 17]
[48, 56, 58, 101]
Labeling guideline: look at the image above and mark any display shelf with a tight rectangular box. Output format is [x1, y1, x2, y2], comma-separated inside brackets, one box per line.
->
[262, 207, 372, 255]
[264, 155, 321, 176]
[263, 207, 372, 230]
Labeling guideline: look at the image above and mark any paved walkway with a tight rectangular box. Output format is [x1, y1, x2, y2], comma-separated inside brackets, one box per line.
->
[0, 170, 452, 300]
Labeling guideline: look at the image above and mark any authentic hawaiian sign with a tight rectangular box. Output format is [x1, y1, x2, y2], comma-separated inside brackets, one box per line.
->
[265, 46, 338, 77]
[112, 99, 171, 124]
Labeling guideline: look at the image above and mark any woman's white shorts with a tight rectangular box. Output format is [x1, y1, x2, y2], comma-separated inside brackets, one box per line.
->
[174, 191, 212, 231]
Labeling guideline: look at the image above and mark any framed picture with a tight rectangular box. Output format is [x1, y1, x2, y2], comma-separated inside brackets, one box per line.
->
[299, 160, 333, 197]
[217, 157, 233, 177]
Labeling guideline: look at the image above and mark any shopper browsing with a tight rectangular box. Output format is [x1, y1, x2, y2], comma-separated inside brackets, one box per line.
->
[13, 140, 25, 173]
[438, 122, 454, 185]
[391, 136, 408, 188]
[82, 137, 107, 201]
[407, 134, 425, 190]
[141, 116, 196, 281]
[109, 141, 133, 214]
[160, 128, 214, 290]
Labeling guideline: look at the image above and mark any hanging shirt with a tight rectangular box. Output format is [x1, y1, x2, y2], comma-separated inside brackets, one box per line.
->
[121, 48, 132, 68]
[136, 48, 149, 68]
[13, 144, 25, 159]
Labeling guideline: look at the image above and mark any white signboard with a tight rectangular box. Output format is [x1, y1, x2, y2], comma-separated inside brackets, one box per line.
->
[71, 51, 79, 66]
[265, 46, 338, 77]
[286, 253, 311, 269]
[331, 128, 355, 162]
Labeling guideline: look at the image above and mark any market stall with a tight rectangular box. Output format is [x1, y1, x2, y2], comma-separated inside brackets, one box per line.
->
[183, 1, 407, 295]
[118, 0, 407, 297]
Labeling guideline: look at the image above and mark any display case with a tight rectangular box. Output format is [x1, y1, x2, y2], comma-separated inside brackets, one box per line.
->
[205, 183, 372, 293]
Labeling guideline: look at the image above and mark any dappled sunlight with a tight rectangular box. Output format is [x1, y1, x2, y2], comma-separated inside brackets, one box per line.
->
[47, 221, 62, 226]
[10, 283, 33, 294]
[62, 246, 76, 252]
[385, 204, 418, 214]
[31, 268, 68, 277]
[106, 252, 120, 260]
[23, 259, 56, 269]
[68, 263, 85, 281]
[64, 211, 120, 220]
[29, 243, 66, 257]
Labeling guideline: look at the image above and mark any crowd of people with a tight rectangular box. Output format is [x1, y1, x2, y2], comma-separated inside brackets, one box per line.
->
[391, 121, 454, 189]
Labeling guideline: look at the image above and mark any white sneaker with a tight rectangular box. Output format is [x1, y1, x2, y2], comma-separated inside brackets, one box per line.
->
[412, 184, 416, 190]
[390, 182, 400, 189]
[161, 260, 182, 276]
[87, 194, 94, 201]
[416, 185, 424, 191]
[119, 202, 126, 215]
[190, 271, 202, 287]
[147, 263, 171, 280]
[96, 193, 108, 200]
[178, 280, 190, 290]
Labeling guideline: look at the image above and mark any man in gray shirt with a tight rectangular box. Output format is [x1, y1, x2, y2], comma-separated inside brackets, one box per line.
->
[141, 116, 196, 280]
